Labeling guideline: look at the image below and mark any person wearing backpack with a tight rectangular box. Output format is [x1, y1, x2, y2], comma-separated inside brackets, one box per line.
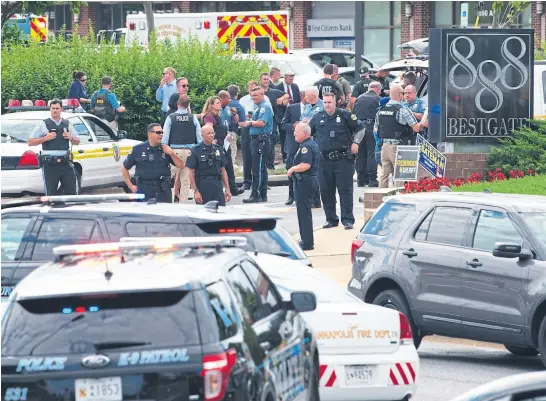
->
[90, 76, 126, 133]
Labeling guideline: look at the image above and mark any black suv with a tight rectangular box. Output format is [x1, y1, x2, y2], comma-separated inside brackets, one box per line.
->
[347, 192, 546, 366]
[1, 195, 310, 299]
[1, 237, 319, 401]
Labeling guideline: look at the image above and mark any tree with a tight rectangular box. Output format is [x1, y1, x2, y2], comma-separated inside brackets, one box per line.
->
[142, 1, 154, 42]
[491, 1, 530, 28]
[1, 1, 83, 28]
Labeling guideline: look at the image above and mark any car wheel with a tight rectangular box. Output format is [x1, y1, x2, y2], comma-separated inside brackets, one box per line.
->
[309, 357, 320, 401]
[538, 316, 546, 368]
[504, 344, 538, 357]
[74, 167, 82, 194]
[373, 289, 423, 349]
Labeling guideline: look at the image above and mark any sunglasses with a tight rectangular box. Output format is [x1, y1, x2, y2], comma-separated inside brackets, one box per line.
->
[151, 130, 164, 135]
[80, 79, 87, 82]
[178, 84, 189, 88]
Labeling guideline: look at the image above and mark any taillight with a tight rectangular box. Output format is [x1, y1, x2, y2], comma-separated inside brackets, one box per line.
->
[129, 22, 136, 30]
[201, 349, 237, 401]
[351, 239, 364, 263]
[17, 151, 40, 168]
[399, 312, 413, 345]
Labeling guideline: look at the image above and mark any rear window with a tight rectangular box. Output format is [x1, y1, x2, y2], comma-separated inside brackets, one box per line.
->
[1, 120, 41, 143]
[1, 291, 199, 356]
[361, 202, 416, 236]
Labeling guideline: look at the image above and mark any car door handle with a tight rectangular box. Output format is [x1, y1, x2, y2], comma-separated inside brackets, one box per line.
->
[402, 249, 418, 257]
[466, 259, 482, 268]
[78, 150, 84, 154]
[102, 147, 109, 151]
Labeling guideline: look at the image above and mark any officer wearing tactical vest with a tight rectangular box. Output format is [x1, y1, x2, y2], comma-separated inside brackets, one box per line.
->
[90, 76, 126, 132]
[186, 125, 232, 206]
[121, 123, 185, 203]
[354, 81, 382, 187]
[162, 94, 202, 203]
[314, 64, 344, 106]
[350, 66, 375, 110]
[28, 99, 80, 195]
[309, 93, 363, 230]
[374, 84, 421, 188]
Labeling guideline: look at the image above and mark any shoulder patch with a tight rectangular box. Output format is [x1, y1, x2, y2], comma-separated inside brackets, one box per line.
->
[351, 114, 357, 120]
[260, 107, 265, 113]
[301, 147, 308, 154]
[187, 151, 191, 156]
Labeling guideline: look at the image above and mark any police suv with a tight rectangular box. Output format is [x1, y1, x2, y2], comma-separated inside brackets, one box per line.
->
[1, 237, 320, 401]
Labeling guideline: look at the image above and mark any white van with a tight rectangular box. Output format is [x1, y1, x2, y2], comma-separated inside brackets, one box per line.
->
[534, 61, 546, 119]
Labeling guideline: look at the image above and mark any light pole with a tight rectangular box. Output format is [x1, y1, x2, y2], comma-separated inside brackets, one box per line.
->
[354, 2, 364, 82]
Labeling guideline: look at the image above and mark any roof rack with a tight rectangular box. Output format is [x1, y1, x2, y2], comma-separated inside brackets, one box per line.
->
[53, 236, 247, 261]
[1, 194, 144, 210]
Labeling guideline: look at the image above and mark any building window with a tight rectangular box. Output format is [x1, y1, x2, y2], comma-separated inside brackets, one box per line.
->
[362, 1, 401, 65]
[433, 2, 457, 27]
[47, 4, 72, 34]
[453, 1, 532, 28]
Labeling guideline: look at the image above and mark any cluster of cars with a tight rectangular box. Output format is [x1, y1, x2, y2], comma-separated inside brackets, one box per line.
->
[1, 194, 418, 401]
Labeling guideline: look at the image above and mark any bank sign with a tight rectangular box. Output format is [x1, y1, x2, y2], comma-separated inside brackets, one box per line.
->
[428, 29, 533, 141]
[306, 19, 354, 38]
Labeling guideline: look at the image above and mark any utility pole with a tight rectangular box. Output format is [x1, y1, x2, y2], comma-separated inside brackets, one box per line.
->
[354, 2, 364, 82]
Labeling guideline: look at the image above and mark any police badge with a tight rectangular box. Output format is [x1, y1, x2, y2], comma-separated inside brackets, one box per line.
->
[301, 147, 308, 154]
[336, 116, 341, 123]
[351, 114, 357, 120]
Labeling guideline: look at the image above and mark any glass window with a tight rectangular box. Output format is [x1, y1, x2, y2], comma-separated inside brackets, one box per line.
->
[206, 280, 238, 341]
[31, 219, 102, 261]
[519, 4, 532, 28]
[363, 29, 391, 65]
[125, 222, 183, 237]
[364, 2, 390, 27]
[362, 203, 416, 236]
[472, 210, 523, 251]
[542, 71, 546, 104]
[241, 260, 280, 316]
[84, 117, 114, 142]
[424, 207, 473, 246]
[414, 211, 433, 241]
[105, 220, 126, 241]
[393, 1, 401, 26]
[392, 27, 401, 60]
[521, 212, 546, 247]
[1, 216, 33, 262]
[227, 265, 260, 325]
[1, 120, 44, 144]
[434, 1, 454, 26]
[68, 117, 93, 144]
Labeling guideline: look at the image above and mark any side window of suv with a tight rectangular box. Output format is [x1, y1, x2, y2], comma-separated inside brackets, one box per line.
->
[206, 280, 239, 341]
[415, 206, 472, 247]
[1, 215, 34, 262]
[227, 265, 260, 325]
[472, 209, 523, 252]
[362, 203, 415, 236]
[240, 260, 281, 318]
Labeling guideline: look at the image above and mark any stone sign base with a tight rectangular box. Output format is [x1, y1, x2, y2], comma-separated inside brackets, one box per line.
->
[444, 153, 489, 179]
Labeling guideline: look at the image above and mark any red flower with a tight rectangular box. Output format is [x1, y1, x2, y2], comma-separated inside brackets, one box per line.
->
[528, 169, 536, 176]
[510, 170, 517, 178]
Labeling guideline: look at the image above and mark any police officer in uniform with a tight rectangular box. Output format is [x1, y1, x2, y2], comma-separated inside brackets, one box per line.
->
[314, 64, 344, 106]
[350, 66, 374, 109]
[28, 99, 80, 195]
[287, 122, 319, 251]
[121, 123, 185, 202]
[186, 125, 232, 206]
[90, 76, 126, 132]
[374, 84, 421, 188]
[243, 86, 274, 203]
[354, 81, 382, 187]
[309, 93, 362, 230]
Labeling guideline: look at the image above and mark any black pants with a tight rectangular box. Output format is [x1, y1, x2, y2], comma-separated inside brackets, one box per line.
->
[250, 136, 270, 199]
[356, 132, 378, 185]
[266, 122, 277, 168]
[319, 157, 355, 226]
[196, 178, 225, 206]
[241, 127, 252, 186]
[285, 152, 295, 200]
[137, 182, 172, 203]
[279, 125, 287, 162]
[224, 145, 238, 192]
[295, 176, 318, 248]
[42, 161, 78, 195]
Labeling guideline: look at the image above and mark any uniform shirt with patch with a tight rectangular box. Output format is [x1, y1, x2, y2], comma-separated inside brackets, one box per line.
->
[250, 101, 274, 136]
[309, 109, 361, 152]
[185, 143, 226, 177]
[294, 137, 319, 176]
[123, 141, 174, 180]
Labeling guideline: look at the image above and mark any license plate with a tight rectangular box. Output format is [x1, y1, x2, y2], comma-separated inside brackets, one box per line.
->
[75, 377, 122, 401]
[345, 365, 376, 386]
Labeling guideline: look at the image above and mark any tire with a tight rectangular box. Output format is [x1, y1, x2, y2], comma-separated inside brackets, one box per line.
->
[504, 344, 538, 357]
[308, 356, 320, 401]
[538, 316, 546, 368]
[74, 167, 82, 194]
[373, 289, 423, 349]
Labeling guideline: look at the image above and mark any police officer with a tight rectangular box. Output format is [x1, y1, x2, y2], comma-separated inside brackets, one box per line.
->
[354, 81, 382, 187]
[309, 93, 362, 230]
[287, 122, 319, 251]
[314, 64, 344, 106]
[374, 84, 421, 188]
[28, 99, 80, 195]
[243, 86, 274, 203]
[350, 66, 374, 109]
[186, 125, 232, 206]
[121, 123, 185, 202]
[90, 76, 126, 133]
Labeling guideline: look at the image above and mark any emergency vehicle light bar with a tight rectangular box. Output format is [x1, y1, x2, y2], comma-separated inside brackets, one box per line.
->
[40, 194, 145, 204]
[53, 236, 248, 260]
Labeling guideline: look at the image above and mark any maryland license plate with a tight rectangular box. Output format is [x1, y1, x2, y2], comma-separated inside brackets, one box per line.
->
[345, 365, 376, 386]
[75, 377, 122, 401]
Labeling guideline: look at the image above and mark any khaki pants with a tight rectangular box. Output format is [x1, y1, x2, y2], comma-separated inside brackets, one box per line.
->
[104, 119, 118, 133]
[228, 131, 237, 166]
[173, 148, 192, 202]
[379, 143, 397, 188]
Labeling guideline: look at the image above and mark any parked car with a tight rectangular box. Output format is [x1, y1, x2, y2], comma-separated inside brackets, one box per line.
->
[1, 111, 140, 196]
[347, 192, 546, 367]
[290, 48, 379, 70]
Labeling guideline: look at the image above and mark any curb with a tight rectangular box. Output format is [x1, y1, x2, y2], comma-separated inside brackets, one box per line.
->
[236, 175, 289, 186]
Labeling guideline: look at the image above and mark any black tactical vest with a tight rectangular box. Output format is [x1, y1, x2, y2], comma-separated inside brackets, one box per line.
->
[92, 90, 115, 122]
[209, 113, 228, 146]
[168, 113, 197, 145]
[315, 78, 342, 100]
[42, 119, 70, 151]
[378, 103, 412, 140]
[354, 92, 379, 124]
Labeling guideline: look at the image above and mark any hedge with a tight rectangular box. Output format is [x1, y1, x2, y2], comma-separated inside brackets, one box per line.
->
[1, 25, 266, 139]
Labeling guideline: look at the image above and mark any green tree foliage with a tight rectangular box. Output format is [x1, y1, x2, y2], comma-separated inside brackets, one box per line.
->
[491, 1, 530, 28]
[0, 1, 83, 28]
[1, 27, 266, 139]
[488, 121, 546, 175]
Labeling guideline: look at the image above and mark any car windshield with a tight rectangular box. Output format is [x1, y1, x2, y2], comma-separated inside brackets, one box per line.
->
[264, 59, 316, 76]
[1, 120, 41, 143]
[521, 212, 546, 246]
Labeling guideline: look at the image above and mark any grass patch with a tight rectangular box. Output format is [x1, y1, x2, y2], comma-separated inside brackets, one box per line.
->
[452, 175, 546, 196]
[234, 165, 287, 178]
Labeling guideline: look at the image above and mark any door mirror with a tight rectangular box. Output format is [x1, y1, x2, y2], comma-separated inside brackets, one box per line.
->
[493, 242, 532, 260]
[288, 291, 317, 313]
[117, 130, 127, 140]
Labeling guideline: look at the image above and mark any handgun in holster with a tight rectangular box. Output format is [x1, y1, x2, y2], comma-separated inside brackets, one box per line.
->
[257, 140, 265, 154]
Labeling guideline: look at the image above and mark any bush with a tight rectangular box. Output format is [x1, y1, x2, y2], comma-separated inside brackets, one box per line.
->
[487, 120, 546, 175]
[1, 26, 266, 139]
[452, 174, 546, 196]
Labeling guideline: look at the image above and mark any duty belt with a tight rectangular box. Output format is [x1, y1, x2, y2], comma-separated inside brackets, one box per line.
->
[139, 177, 169, 186]
[41, 155, 69, 164]
[382, 139, 402, 145]
[321, 150, 348, 160]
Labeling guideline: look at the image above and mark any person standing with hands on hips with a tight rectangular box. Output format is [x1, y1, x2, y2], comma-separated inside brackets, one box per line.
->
[28, 99, 80, 195]
[288, 123, 319, 251]
[186, 125, 232, 206]
[121, 123, 185, 203]
[309, 93, 363, 230]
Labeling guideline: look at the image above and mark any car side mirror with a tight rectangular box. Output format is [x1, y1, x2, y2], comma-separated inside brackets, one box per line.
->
[288, 291, 316, 313]
[493, 242, 533, 260]
[117, 130, 127, 140]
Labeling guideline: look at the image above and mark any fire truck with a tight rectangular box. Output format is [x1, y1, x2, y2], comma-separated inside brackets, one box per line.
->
[125, 10, 289, 53]
[5, 14, 48, 42]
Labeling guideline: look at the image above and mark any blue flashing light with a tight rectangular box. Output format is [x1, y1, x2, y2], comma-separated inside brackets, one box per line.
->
[62, 307, 73, 314]
[88, 306, 100, 312]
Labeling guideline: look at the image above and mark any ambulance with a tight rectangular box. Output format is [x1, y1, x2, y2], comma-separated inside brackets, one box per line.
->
[5, 14, 48, 42]
[125, 10, 289, 53]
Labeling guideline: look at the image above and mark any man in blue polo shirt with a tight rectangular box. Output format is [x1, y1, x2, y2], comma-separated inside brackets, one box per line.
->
[243, 86, 273, 203]
[90, 76, 126, 133]
[156, 67, 177, 123]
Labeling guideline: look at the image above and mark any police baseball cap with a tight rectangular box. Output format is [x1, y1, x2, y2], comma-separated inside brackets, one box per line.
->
[359, 66, 369, 75]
